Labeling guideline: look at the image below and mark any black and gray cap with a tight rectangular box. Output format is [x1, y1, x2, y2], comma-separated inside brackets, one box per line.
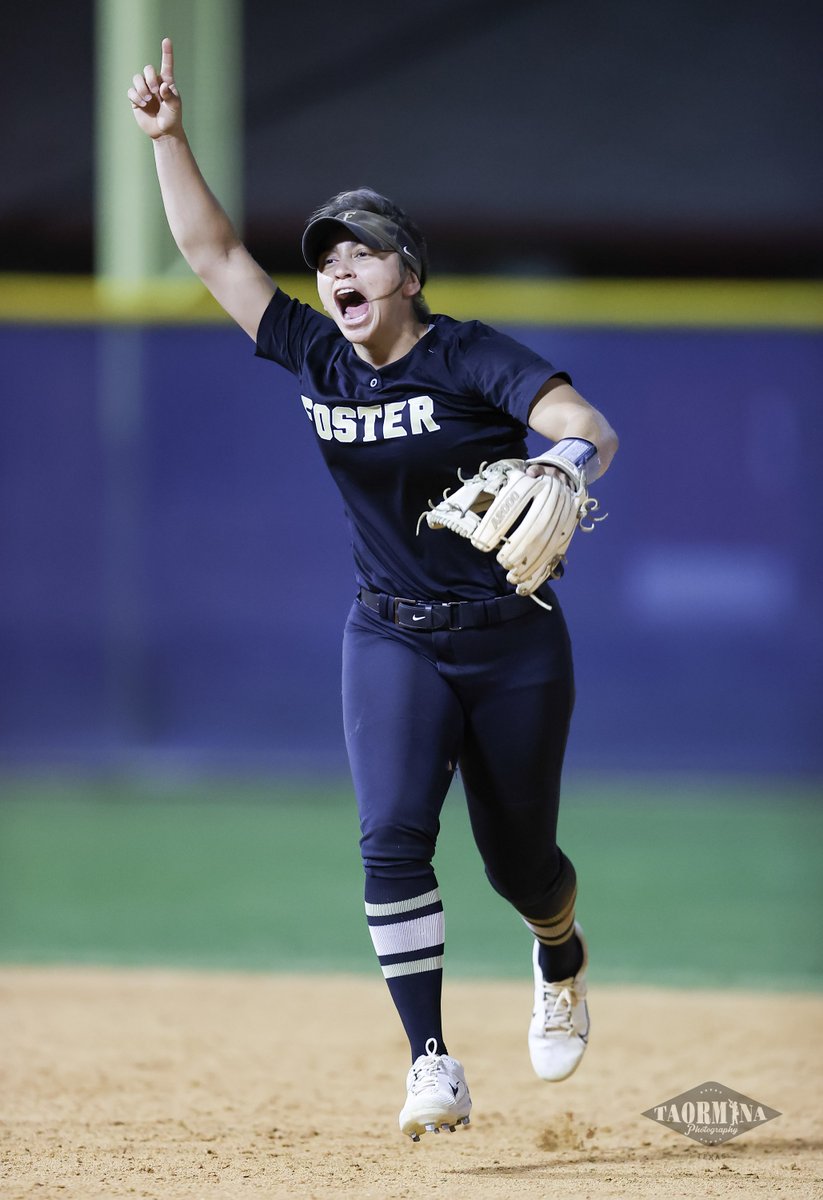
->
[301, 209, 426, 285]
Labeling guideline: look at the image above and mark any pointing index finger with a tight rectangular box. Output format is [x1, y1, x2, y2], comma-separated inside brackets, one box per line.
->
[160, 37, 174, 82]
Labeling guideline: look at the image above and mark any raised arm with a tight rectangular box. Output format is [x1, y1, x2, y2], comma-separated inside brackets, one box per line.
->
[128, 38, 275, 340]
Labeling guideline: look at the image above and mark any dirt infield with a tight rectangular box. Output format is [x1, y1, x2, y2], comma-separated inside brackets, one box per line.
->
[1, 967, 821, 1200]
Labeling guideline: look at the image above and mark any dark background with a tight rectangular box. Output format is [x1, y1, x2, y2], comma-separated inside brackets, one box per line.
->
[1, 2, 820, 1004]
[2, 321, 821, 775]
[1, 1, 821, 777]
[4, 0, 822, 277]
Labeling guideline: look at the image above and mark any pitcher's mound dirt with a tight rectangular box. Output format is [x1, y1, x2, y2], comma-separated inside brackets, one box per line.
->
[1, 967, 821, 1199]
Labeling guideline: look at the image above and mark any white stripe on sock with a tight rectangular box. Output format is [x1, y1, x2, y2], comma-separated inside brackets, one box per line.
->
[364, 888, 441, 917]
[382, 955, 444, 979]
[368, 911, 444, 958]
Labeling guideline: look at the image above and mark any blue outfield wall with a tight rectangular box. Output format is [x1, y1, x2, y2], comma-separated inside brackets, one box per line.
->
[1, 322, 821, 774]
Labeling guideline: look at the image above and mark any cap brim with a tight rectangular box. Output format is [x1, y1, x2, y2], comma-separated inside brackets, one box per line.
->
[301, 217, 386, 271]
[301, 210, 424, 282]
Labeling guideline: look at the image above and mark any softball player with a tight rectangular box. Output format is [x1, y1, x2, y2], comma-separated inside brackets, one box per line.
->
[129, 40, 618, 1141]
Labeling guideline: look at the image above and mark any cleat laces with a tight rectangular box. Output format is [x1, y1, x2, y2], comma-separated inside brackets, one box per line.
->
[399, 1038, 471, 1139]
[538, 981, 576, 1036]
[409, 1038, 445, 1095]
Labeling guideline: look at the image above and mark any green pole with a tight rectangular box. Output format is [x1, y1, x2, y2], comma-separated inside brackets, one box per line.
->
[92, 0, 241, 747]
[94, 0, 242, 293]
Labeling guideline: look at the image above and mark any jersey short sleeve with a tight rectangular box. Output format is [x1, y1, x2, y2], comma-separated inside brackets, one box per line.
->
[254, 287, 335, 375]
[452, 319, 571, 428]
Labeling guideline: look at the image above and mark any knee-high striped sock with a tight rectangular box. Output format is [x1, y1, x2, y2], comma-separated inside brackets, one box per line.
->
[365, 874, 446, 1060]
[520, 855, 583, 982]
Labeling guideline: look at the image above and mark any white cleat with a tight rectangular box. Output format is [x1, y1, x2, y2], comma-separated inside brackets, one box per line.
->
[399, 1038, 472, 1141]
[528, 923, 590, 1082]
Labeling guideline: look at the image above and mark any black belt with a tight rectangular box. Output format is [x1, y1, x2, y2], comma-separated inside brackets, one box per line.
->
[357, 587, 539, 631]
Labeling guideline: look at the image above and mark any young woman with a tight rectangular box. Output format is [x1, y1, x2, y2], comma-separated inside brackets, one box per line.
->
[129, 39, 618, 1141]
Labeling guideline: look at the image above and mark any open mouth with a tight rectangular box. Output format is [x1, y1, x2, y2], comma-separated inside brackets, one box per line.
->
[335, 287, 370, 324]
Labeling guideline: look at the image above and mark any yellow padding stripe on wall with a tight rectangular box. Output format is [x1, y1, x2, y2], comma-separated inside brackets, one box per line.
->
[1, 274, 822, 328]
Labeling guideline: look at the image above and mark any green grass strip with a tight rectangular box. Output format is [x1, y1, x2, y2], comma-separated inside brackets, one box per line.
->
[1, 775, 820, 988]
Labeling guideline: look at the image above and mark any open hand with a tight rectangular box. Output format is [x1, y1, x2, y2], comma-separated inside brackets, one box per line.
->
[127, 38, 181, 138]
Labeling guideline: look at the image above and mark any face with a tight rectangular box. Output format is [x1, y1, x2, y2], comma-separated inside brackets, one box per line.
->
[316, 240, 420, 345]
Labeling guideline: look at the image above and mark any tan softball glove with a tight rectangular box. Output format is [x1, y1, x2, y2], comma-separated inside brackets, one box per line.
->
[424, 455, 604, 597]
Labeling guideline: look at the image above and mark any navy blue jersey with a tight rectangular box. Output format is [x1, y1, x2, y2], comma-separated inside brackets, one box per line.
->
[255, 288, 569, 600]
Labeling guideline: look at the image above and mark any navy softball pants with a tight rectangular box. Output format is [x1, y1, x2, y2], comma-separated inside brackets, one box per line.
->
[341, 591, 578, 1058]
[343, 592, 575, 905]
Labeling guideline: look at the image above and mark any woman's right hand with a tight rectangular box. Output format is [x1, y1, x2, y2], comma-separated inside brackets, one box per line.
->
[127, 38, 182, 139]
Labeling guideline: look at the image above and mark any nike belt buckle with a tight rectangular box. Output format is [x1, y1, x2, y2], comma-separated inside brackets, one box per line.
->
[395, 600, 451, 630]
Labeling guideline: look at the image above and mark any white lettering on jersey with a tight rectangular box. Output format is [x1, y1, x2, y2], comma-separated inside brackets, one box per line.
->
[382, 400, 408, 439]
[357, 404, 382, 442]
[332, 406, 357, 442]
[313, 403, 333, 440]
[408, 395, 440, 435]
[302, 395, 441, 444]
